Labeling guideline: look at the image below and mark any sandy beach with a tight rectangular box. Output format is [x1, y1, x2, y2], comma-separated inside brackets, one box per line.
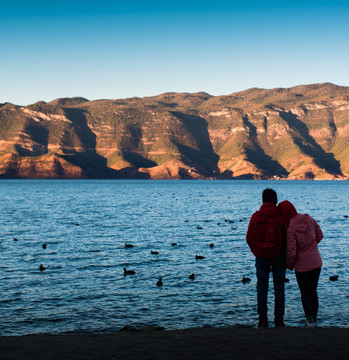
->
[1, 326, 348, 360]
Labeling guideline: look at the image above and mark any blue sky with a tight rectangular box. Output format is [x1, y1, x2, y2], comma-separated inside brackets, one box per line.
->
[1, 1, 349, 105]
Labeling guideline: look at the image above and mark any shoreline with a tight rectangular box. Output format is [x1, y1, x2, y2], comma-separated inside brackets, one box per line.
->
[1, 326, 349, 360]
[0, 178, 348, 180]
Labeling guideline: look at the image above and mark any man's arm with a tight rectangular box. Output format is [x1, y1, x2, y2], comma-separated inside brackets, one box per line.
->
[280, 216, 289, 251]
[246, 212, 257, 250]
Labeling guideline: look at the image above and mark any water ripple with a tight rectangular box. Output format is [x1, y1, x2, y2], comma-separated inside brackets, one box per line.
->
[0, 180, 348, 335]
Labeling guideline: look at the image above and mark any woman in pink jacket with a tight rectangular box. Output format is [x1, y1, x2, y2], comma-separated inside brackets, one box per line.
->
[278, 200, 323, 327]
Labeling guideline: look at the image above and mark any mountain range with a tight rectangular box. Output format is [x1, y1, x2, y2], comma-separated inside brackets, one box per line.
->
[1, 82, 349, 179]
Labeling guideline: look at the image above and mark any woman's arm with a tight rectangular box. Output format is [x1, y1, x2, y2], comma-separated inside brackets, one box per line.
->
[313, 218, 323, 244]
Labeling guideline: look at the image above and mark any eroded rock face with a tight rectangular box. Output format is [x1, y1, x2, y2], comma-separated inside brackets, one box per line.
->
[1, 83, 349, 179]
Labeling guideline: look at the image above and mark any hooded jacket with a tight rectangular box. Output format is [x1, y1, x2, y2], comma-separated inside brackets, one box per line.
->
[246, 202, 288, 254]
[286, 214, 323, 272]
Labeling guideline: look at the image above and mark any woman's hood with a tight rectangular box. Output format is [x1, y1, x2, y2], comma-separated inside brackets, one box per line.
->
[278, 200, 298, 220]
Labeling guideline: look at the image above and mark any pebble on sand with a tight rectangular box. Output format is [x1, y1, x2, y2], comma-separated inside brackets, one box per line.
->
[119, 325, 165, 332]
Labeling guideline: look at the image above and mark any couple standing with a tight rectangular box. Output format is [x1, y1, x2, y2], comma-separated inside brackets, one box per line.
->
[246, 188, 323, 328]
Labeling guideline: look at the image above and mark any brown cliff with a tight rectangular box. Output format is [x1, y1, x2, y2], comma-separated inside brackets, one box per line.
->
[1, 83, 348, 179]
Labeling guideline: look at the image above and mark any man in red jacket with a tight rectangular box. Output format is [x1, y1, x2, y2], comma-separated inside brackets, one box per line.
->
[246, 188, 288, 328]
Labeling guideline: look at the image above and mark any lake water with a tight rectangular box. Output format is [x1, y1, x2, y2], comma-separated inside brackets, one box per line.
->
[0, 180, 348, 335]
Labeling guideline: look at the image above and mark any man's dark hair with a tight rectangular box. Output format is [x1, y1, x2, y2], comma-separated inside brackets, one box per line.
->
[262, 188, 277, 204]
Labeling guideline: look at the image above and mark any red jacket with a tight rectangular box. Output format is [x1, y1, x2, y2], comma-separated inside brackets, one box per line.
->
[246, 202, 288, 254]
[286, 214, 323, 271]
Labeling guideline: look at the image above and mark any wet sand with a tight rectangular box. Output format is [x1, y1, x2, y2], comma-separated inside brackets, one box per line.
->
[1, 326, 348, 360]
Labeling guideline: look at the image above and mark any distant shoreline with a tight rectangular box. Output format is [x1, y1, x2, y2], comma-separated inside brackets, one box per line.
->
[0, 177, 348, 181]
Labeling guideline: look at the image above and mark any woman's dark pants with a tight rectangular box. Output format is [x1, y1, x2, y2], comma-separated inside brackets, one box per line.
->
[295, 267, 321, 321]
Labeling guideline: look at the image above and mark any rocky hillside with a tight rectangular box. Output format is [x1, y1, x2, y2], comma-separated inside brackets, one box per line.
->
[1, 83, 349, 179]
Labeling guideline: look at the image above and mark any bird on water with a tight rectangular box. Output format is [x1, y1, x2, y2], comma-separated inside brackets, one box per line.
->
[123, 268, 135, 275]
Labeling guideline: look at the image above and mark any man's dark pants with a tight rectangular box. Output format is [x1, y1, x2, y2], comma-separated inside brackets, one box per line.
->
[255, 254, 286, 323]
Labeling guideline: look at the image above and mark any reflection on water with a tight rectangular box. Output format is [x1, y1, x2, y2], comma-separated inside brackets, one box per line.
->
[0, 180, 348, 335]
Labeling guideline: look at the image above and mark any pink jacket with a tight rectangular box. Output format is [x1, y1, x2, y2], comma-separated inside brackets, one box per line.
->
[286, 214, 323, 272]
